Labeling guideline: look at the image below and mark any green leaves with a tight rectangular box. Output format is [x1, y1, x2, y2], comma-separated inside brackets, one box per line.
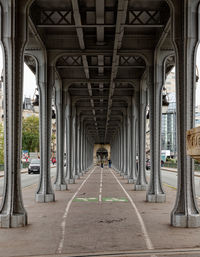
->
[22, 116, 39, 152]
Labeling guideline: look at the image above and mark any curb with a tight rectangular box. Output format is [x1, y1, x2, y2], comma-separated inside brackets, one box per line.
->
[161, 167, 200, 178]
[0, 165, 56, 178]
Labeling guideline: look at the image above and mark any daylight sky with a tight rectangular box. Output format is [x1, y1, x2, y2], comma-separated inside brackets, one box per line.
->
[0, 47, 200, 104]
[0, 49, 37, 100]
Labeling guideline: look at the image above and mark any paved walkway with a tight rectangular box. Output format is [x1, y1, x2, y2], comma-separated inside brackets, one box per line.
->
[1, 166, 200, 256]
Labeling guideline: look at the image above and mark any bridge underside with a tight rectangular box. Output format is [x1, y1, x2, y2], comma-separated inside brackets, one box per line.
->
[0, 0, 199, 229]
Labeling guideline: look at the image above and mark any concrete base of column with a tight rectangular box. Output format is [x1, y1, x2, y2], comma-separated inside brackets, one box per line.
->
[35, 193, 55, 203]
[171, 213, 200, 227]
[75, 175, 80, 179]
[120, 172, 124, 176]
[134, 184, 148, 191]
[0, 213, 27, 228]
[69, 178, 75, 184]
[54, 183, 68, 191]
[123, 175, 128, 179]
[128, 179, 135, 184]
[146, 193, 166, 203]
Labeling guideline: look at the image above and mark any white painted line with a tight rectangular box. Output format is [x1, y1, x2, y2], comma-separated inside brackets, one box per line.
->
[99, 167, 103, 202]
[110, 169, 154, 251]
[57, 167, 96, 254]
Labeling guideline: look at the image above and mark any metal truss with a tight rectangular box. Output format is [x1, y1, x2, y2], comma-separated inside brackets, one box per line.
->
[40, 10, 73, 25]
[127, 10, 161, 25]
[56, 56, 82, 66]
[119, 56, 146, 66]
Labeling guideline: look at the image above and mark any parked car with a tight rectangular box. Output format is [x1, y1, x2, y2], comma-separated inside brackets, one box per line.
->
[146, 159, 150, 170]
[28, 159, 40, 174]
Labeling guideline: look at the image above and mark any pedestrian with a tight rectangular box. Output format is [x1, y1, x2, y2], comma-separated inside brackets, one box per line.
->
[108, 159, 112, 168]
[51, 156, 56, 165]
[101, 162, 103, 168]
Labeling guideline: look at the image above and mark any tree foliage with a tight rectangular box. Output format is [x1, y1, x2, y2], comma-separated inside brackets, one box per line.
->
[22, 116, 39, 152]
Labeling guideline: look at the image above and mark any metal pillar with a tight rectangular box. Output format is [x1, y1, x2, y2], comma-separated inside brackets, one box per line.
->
[66, 92, 75, 184]
[129, 95, 137, 183]
[72, 105, 78, 180]
[170, 1, 200, 227]
[146, 61, 166, 202]
[85, 135, 88, 171]
[82, 123, 86, 172]
[36, 65, 55, 202]
[0, 0, 31, 227]
[117, 129, 120, 172]
[123, 111, 127, 175]
[81, 121, 85, 173]
[76, 114, 82, 177]
[120, 124, 124, 173]
[134, 88, 148, 191]
[126, 105, 131, 179]
[54, 85, 68, 191]
[80, 117, 84, 174]
[117, 129, 121, 172]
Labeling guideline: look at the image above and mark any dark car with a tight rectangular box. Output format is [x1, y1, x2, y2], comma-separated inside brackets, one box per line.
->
[28, 159, 40, 174]
[146, 159, 150, 170]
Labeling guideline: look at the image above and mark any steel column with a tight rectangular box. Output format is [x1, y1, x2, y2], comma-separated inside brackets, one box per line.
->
[36, 65, 55, 202]
[54, 85, 68, 191]
[170, 1, 200, 227]
[134, 88, 148, 191]
[0, 0, 30, 227]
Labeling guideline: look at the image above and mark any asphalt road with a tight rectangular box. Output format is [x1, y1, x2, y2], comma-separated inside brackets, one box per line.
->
[147, 169, 200, 197]
[0, 167, 57, 196]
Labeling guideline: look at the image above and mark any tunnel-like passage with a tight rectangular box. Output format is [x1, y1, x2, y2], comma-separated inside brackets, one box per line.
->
[96, 148, 108, 164]
[0, 0, 199, 231]
[93, 144, 111, 166]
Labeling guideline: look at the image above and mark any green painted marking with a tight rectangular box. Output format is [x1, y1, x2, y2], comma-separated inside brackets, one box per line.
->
[73, 197, 98, 202]
[102, 197, 128, 202]
[73, 197, 128, 202]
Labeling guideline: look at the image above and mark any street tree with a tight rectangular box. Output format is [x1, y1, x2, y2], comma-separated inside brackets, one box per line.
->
[22, 116, 39, 152]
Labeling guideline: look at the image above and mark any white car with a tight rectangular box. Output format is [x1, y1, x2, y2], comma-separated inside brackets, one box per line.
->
[28, 159, 40, 174]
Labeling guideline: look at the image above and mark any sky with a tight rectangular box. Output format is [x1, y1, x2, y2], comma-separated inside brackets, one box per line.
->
[0, 47, 200, 104]
[0, 49, 37, 100]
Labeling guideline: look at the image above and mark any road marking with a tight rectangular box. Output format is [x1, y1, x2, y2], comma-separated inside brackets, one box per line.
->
[163, 183, 177, 190]
[99, 167, 103, 202]
[103, 197, 128, 202]
[110, 169, 154, 251]
[57, 167, 96, 254]
[73, 197, 98, 202]
[72, 197, 129, 203]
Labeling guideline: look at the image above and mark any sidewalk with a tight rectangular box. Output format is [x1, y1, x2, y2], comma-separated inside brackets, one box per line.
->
[162, 166, 200, 177]
[0, 168, 27, 178]
[0, 164, 56, 178]
[0, 167, 200, 256]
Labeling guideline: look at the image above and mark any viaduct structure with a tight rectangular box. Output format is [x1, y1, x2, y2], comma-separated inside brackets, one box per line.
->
[0, 0, 199, 228]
